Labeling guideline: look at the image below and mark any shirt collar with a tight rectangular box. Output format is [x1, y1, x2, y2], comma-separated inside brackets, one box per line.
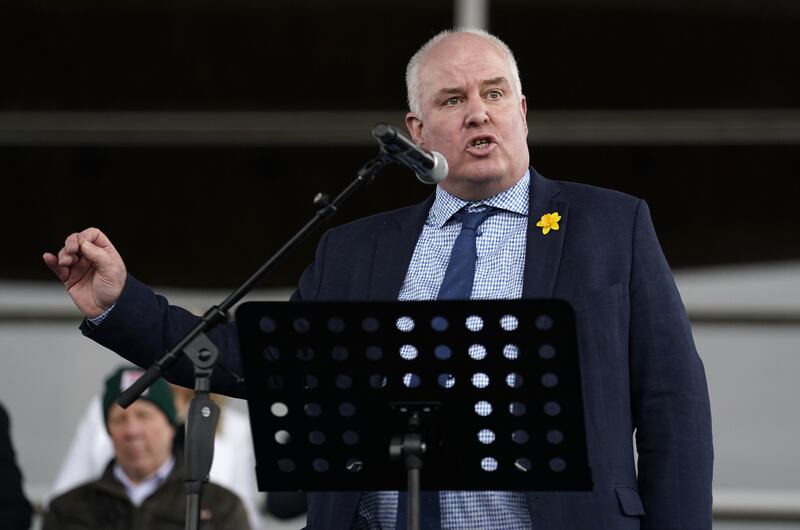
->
[429, 169, 530, 228]
[113, 454, 175, 505]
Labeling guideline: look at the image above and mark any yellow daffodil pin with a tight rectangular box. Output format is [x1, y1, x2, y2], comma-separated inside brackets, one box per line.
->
[536, 212, 561, 235]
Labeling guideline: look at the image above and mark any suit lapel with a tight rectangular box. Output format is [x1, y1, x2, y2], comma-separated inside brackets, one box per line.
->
[522, 169, 568, 298]
[368, 194, 434, 300]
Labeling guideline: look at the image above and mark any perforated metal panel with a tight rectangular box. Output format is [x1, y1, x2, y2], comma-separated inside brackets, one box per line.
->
[237, 299, 591, 492]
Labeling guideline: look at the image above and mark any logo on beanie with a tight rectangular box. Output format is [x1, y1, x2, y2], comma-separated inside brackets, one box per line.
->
[120, 369, 149, 397]
[103, 366, 177, 427]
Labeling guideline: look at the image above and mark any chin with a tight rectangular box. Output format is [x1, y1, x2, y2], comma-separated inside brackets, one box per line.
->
[461, 164, 508, 185]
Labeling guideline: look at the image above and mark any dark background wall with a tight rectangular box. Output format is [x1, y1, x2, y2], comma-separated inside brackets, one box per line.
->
[2, 1, 799, 288]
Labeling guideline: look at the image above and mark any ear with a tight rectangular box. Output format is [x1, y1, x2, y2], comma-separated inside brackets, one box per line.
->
[520, 95, 528, 135]
[405, 112, 424, 145]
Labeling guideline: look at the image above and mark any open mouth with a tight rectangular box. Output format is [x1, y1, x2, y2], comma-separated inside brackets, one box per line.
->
[470, 137, 493, 150]
[466, 136, 496, 155]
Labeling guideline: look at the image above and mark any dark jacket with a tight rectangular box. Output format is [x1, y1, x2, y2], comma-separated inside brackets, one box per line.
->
[43, 455, 250, 530]
[85, 169, 713, 529]
[0, 403, 32, 530]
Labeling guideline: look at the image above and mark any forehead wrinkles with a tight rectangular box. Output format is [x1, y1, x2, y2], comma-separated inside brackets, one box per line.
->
[418, 41, 515, 102]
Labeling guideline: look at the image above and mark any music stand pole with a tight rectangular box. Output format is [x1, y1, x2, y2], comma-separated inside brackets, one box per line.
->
[390, 408, 430, 530]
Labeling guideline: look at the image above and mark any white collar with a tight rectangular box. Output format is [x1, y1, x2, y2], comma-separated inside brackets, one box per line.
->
[113, 455, 176, 506]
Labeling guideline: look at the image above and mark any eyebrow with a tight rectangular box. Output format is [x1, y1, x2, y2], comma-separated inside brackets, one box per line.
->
[434, 76, 512, 99]
[481, 77, 511, 90]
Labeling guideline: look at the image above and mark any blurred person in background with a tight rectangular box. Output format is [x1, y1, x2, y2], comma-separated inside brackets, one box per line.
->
[46, 382, 266, 529]
[43, 366, 250, 530]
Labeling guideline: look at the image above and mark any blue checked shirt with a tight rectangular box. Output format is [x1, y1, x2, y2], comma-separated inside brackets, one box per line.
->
[352, 170, 533, 530]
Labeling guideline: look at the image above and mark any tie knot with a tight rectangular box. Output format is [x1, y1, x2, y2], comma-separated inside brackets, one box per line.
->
[459, 207, 495, 231]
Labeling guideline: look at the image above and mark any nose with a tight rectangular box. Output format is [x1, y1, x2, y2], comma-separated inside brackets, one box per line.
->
[120, 418, 144, 438]
[464, 97, 490, 128]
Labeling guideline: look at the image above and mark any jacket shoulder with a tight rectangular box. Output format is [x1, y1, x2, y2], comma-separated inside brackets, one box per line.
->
[326, 197, 431, 238]
[48, 479, 110, 506]
[549, 177, 641, 211]
[201, 482, 252, 529]
[44, 480, 120, 529]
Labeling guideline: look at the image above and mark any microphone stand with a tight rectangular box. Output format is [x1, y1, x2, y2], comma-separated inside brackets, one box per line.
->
[116, 151, 394, 530]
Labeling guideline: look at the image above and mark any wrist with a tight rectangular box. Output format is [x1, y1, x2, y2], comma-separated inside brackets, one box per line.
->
[88, 304, 116, 325]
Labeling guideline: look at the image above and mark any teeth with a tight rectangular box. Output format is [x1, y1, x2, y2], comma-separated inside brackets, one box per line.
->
[472, 139, 490, 148]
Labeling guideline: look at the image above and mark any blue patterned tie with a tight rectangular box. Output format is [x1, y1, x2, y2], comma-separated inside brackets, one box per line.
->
[437, 207, 496, 300]
[396, 208, 495, 530]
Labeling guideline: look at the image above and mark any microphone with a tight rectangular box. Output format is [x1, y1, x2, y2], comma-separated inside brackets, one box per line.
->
[372, 123, 448, 184]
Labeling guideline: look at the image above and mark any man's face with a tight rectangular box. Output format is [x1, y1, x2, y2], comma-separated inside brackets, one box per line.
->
[107, 400, 174, 483]
[406, 33, 530, 201]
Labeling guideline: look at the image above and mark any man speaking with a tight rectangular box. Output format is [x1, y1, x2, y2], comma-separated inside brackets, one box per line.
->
[44, 28, 713, 530]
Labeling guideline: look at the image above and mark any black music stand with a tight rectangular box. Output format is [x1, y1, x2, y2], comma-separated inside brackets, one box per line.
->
[236, 299, 592, 528]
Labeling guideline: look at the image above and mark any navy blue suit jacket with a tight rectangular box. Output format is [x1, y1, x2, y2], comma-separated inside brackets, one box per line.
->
[86, 169, 713, 529]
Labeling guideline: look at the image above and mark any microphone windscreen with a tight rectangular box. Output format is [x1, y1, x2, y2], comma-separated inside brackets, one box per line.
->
[417, 151, 448, 185]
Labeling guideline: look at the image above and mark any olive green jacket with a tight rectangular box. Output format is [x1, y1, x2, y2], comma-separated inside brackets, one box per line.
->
[44, 455, 250, 530]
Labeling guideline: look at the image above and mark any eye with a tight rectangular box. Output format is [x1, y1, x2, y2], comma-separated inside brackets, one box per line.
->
[444, 96, 461, 106]
[136, 409, 156, 421]
[487, 90, 503, 100]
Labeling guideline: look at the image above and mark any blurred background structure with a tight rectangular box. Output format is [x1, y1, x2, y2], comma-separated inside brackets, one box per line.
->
[1, 0, 798, 528]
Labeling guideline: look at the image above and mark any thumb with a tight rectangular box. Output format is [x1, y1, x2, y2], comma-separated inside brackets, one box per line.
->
[77, 237, 113, 268]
